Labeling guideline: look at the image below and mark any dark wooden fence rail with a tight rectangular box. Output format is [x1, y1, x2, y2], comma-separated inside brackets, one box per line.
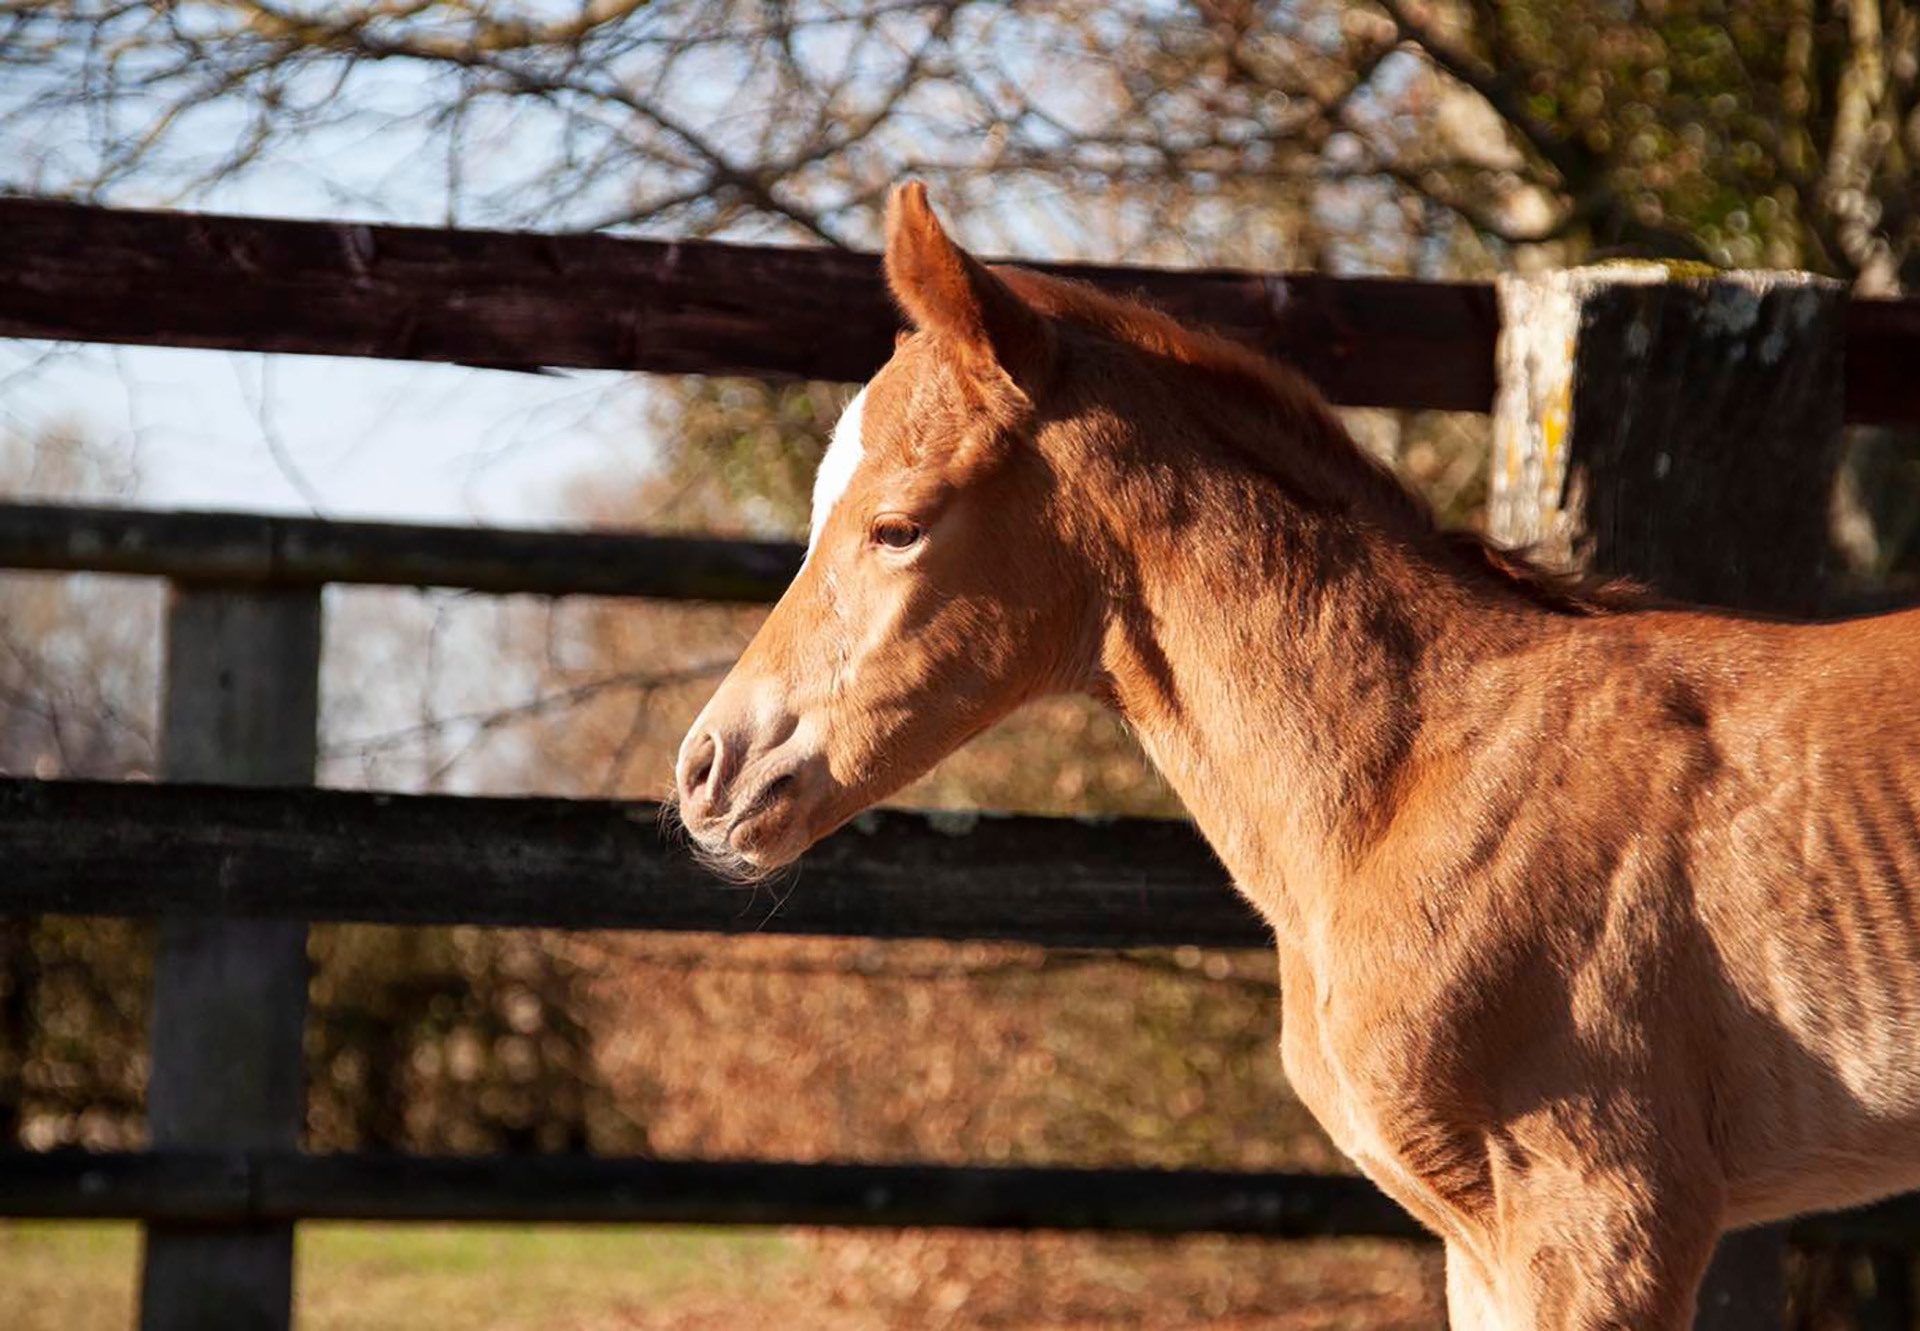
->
[2, 1151, 1421, 1239]
[5, 196, 1920, 423]
[0, 777, 1263, 950]
[0, 197, 1492, 409]
[0, 501, 802, 601]
[7, 1149, 1916, 1248]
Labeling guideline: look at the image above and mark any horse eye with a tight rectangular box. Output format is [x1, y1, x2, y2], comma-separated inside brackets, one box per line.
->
[871, 517, 924, 550]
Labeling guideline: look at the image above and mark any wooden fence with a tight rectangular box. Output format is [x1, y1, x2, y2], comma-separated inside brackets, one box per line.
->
[4, 199, 1920, 1329]
[6, 196, 1919, 422]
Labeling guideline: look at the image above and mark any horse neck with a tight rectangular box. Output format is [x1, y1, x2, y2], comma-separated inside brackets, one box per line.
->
[1056, 390, 1549, 936]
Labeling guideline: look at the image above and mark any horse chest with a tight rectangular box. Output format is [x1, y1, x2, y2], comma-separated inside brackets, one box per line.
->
[1276, 949, 1491, 1245]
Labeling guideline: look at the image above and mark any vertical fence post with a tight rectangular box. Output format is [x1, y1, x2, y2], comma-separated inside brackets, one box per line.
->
[139, 586, 320, 1331]
[0, 917, 31, 1146]
[1491, 264, 1850, 1330]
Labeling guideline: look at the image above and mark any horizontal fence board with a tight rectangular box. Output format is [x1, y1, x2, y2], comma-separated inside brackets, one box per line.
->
[2, 1152, 257, 1226]
[1, 1150, 1909, 1247]
[0, 197, 1496, 411]
[0, 502, 800, 602]
[0, 1150, 1422, 1239]
[5, 198, 1916, 422]
[0, 778, 1267, 950]
[0, 506, 1915, 615]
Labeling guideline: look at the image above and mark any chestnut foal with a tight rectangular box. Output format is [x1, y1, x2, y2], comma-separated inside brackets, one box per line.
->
[676, 184, 1920, 1328]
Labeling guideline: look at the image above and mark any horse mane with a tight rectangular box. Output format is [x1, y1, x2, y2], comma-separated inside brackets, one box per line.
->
[997, 266, 1645, 617]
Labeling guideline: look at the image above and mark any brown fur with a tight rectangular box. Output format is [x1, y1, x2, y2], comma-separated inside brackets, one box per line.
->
[677, 182, 1920, 1328]
[996, 262, 1646, 618]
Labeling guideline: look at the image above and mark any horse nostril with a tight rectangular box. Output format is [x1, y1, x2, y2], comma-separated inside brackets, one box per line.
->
[762, 771, 795, 804]
[681, 730, 723, 805]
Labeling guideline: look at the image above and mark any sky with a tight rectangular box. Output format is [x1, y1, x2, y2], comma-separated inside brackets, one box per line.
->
[0, 24, 743, 528]
[3, 335, 656, 527]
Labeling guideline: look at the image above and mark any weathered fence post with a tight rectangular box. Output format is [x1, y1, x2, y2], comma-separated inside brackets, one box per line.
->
[139, 587, 320, 1331]
[1492, 264, 1850, 1330]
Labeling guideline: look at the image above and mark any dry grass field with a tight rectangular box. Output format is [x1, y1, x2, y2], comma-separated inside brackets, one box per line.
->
[0, 1220, 1442, 1329]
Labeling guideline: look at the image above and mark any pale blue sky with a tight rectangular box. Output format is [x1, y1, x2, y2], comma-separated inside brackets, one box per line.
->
[0, 21, 795, 527]
[4, 336, 656, 526]
[1, 76, 672, 528]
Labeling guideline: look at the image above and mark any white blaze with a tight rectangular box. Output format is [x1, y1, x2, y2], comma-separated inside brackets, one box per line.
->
[807, 385, 868, 555]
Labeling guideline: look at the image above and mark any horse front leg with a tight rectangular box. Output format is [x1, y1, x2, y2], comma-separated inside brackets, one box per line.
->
[1491, 1180, 1722, 1330]
[1446, 1241, 1504, 1330]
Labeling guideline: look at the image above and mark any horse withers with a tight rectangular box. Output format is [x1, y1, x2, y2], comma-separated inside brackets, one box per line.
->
[675, 182, 1920, 1329]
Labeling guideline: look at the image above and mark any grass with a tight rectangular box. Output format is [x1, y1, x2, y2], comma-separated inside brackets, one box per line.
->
[0, 1220, 801, 1331]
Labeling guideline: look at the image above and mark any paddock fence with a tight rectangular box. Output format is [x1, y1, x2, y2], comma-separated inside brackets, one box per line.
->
[4, 197, 1920, 1330]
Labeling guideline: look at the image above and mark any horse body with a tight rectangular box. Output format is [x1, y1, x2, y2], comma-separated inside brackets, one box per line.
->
[1122, 529, 1920, 1317]
[674, 183, 1920, 1326]
[1678, 612, 1920, 1218]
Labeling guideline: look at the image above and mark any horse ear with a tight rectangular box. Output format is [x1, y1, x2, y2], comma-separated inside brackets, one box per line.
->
[884, 182, 1050, 393]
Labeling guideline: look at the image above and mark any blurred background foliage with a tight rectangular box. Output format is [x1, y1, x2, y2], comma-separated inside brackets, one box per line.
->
[1, 1, 1917, 1326]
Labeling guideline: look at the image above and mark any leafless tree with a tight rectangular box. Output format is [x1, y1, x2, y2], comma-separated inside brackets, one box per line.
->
[3, 2, 1911, 285]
